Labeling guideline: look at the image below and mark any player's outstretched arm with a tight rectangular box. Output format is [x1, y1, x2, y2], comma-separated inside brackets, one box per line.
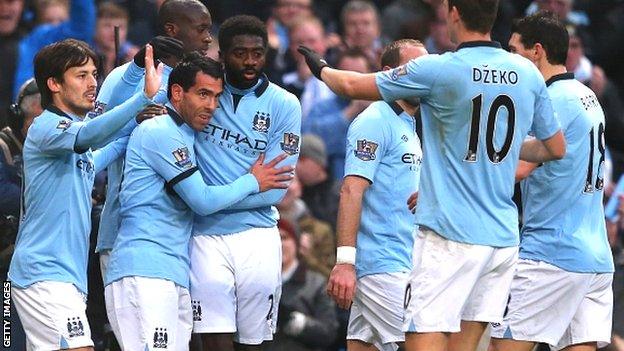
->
[298, 46, 381, 100]
[173, 154, 293, 216]
[74, 45, 162, 151]
[93, 136, 129, 173]
[519, 130, 566, 163]
[327, 175, 370, 309]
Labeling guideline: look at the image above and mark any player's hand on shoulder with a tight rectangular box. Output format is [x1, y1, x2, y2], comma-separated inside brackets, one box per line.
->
[143, 44, 164, 99]
[327, 263, 356, 309]
[407, 191, 419, 214]
[136, 104, 167, 124]
[250, 153, 294, 192]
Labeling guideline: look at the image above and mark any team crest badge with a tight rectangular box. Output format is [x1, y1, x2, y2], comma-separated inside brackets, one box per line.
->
[252, 111, 271, 133]
[389, 65, 407, 81]
[354, 139, 378, 161]
[56, 119, 72, 130]
[172, 147, 193, 168]
[67, 317, 85, 338]
[153, 328, 168, 348]
[192, 300, 203, 321]
[280, 133, 300, 155]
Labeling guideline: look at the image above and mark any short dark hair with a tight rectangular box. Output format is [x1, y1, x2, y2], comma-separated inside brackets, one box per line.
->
[335, 48, 373, 72]
[218, 15, 267, 52]
[34, 39, 98, 109]
[167, 51, 224, 99]
[380, 39, 424, 68]
[448, 0, 499, 34]
[512, 11, 569, 65]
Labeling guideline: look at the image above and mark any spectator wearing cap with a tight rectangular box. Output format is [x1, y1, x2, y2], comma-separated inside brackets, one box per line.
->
[297, 134, 340, 231]
[266, 219, 338, 351]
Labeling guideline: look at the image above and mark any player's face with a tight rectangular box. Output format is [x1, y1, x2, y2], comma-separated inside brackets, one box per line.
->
[222, 34, 266, 89]
[508, 33, 536, 63]
[50, 58, 98, 116]
[176, 11, 213, 56]
[178, 72, 223, 131]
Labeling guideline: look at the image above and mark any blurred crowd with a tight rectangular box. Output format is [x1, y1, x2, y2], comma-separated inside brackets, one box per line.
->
[1, 0, 624, 350]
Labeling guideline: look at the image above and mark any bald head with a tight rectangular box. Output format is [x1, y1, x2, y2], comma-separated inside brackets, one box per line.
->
[159, 0, 209, 29]
[159, 0, 212, 55]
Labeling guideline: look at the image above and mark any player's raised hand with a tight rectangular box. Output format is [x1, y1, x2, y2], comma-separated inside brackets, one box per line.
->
[327, 263, 356, 309]
[297, 45, 329, 80]
[143, 44, 164, 99]
[407, 191, 419, 214]
[250, 153, 294, 192]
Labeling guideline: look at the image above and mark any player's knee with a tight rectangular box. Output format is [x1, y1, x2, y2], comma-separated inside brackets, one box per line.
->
[201, 333, 235, 351]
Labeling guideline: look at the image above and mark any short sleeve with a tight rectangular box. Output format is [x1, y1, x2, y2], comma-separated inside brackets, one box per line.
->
[141, 130, 197, 187]
[375, 54, 440, 103]
[33, 116, 85, 155]
[344, 111, 387, 182]
[531, 80, 561, 140]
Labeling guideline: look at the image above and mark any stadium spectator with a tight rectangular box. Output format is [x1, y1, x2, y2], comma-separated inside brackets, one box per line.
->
[93, 2, 139, 79]
[0, 0, 26, 128]
[304, 48, 372, 180]
[425, 4, 456, 54]
[35, 0, 68, 25]
[265, 219, 338, 351]
[297, 134, 340, 231]
[340, 0, 382, 67]
[283, 16, 336, 119]
[12, 0, 96, 99]
[277, 176, 336, 277]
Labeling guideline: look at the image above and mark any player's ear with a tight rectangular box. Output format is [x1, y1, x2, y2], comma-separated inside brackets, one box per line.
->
[47, 77, 62, 94]
[170, 83, 184, 103]
[163, 22, 177, 37]
[533, 43, 545, 62]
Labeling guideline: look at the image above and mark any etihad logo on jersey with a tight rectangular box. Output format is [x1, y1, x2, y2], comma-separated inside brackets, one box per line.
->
[201, 124, 268, 154]
[280, 133, 300, 155]
[172, 147, 193, 169]
[402, 153, 422, 165]
[252, 111, 271, 133]
[76, 159, 95, 174]
[355, 139, 378, 161]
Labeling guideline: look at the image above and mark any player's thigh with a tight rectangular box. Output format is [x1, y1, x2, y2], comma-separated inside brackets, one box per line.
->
[555, 272, 613, 351]
[348, 272, 407, 350]
[462, 245, 518, 323]
[232, 227, 282, 345]
[13, 281, 93, 350]
[403, 228, 494, 334]
[105, 276, 188, 350]
[490, 260, 589, 346]
[190, 234, 237, 334]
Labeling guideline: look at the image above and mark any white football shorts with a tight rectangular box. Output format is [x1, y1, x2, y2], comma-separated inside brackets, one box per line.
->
[490, 259, 613, 350]
[189, 226, 282, 345]
[403, 228, 518, 333]
[12, 281, 93, 350]
[347, 272, 409, 351]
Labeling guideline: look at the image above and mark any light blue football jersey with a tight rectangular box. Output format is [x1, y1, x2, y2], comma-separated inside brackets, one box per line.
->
[375, 41, 560, 247]
[105, 106, 259, 288]
[193, 75, 301, 235]
[520, 73, 613, 273]
[96, 62, 173, 252]
[345, 101, 421, 278]
[9, 93, 149, 294]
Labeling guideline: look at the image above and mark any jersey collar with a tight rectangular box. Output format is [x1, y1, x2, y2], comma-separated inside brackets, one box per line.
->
[457, 41, 502, 51]
[225, 74, 270, 97]
[388, 101, 404, 115]
[545, 72, 575, 87]
[166, 105, 185, 126]
[46, 105, 81, 121]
